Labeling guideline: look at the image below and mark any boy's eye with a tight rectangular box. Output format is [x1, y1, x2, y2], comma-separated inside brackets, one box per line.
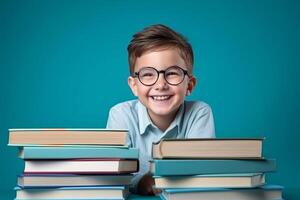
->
[166, 71, 181, 77]
[140, 72, 155, 77]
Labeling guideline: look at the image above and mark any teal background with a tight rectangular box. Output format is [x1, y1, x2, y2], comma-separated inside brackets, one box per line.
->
[1, 0, 299, 199]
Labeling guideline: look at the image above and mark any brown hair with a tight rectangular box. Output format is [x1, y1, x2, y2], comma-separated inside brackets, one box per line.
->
[127, 24, 194, 75]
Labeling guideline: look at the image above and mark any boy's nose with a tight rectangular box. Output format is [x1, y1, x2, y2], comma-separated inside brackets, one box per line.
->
[154, 73, 168, 89]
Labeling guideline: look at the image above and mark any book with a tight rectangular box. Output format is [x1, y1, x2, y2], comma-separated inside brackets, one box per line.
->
[160, 185, 283, 200]
[15, 186, 129, 199]
[150, 159, 276, 176]
[19, 146, 139, 159]
[24, 158, 139, 174]
[18, 174, 133, 187]
[8, 128, 128, 146]
[152, 138, 264, 159]
[154, 173, 265, 188]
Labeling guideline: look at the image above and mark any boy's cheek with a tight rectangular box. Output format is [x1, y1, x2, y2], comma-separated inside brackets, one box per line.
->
[132, 89, 139, 97]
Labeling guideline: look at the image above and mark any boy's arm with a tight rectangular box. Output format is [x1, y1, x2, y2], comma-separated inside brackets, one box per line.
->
[107, 105, 148, 194]
[137, 173, 161, 195]
[186, 103, 215, 138]
[106, 106, 133, 147]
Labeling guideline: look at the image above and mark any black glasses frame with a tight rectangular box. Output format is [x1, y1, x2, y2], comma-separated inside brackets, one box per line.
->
[132, 66, 190, 86]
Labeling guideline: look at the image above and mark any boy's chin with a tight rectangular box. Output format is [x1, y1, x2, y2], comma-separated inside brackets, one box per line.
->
[146, 99, 182, 115]
[148, 107, 177, 117]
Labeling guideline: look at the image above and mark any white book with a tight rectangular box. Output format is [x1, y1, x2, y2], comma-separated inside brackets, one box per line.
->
[18, 174, 133, 187]
[24, 159, 138, 174]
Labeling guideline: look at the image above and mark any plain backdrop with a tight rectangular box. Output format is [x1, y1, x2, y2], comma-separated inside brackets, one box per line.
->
[1, 0, 299, 199]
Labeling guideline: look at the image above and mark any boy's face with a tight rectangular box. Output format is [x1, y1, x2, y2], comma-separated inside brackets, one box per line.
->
[128, 48, 196, 124]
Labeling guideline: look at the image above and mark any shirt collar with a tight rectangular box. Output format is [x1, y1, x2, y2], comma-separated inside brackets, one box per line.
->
[165, 102, 184, 134]
[137, 101, 152, 135]
[137, 100, 185, 135]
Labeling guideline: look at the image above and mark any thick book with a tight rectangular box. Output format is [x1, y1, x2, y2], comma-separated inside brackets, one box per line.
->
[19, 146, 139, 159]
[18, 174, 133, 187]
[15, 186, 129, 199]
[154, 173, 265, 189]
[24, 158, 139, 174]
[160, 185, 283, 200]
[152, 138, 264, 159]
[8, 128, 128, 146]
[150, 159, 276, 176]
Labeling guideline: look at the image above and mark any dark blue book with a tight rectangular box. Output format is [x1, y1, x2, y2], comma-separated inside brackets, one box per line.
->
[150, 159, 276, 176]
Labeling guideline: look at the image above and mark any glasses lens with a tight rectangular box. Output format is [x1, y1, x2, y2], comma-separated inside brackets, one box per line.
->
[165, 66, 185, 85]
[138, 67, 157, 85]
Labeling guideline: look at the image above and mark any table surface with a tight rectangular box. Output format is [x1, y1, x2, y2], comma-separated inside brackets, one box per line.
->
[1, 187, 299, 199]
[0, 190, 162, 200]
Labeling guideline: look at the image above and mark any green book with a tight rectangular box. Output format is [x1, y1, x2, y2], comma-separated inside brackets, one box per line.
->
[150, 159, 276, 176]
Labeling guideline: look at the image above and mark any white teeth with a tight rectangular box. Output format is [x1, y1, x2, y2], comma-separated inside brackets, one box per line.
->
[152, 95, 170, 101]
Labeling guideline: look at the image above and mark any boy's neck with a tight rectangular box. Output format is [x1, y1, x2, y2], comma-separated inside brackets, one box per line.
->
[148, 109, 179, 133]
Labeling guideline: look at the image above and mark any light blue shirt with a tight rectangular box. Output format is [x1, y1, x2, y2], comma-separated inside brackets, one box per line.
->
[106, 99, 215, 189]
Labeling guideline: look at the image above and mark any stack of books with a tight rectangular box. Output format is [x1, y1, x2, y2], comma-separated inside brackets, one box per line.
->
[150, 138, 284, 200]
[8, 128, 139, 200]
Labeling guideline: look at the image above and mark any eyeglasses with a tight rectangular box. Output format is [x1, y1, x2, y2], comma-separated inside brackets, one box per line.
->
[132, 66, 190, 86]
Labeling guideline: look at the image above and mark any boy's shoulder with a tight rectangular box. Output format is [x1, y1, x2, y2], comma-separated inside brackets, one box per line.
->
[109, 99, 140, 113]
[185, 100, 212, 112]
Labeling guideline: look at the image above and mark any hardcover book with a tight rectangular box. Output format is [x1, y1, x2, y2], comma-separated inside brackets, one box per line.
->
[154, 173, 265, 188]
[19, 146, 138, 159]
[152, 138, 264, 159]
[18, 174, 133, 187]
[160, 185, 283, 200]
[150, 159, 276, 176]
[9, 128, 128, 146]
[15, 186, 129, 199]
[24, 158, 139, 174]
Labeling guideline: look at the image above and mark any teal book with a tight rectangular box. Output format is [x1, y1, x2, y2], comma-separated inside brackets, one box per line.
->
[150, 159, 276, 176]
[19, 146, 139, 159]
[161, 185, 283, 200]
[160, 185, 283, 200]
[15, 186, 129, 200]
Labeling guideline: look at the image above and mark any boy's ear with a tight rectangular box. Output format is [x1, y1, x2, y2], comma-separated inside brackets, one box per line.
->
[128, 76, 138, 97]
[186, 76, 197, 96]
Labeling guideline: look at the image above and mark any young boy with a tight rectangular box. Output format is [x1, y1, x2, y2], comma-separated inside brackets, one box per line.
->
[106, 24, 215, 195]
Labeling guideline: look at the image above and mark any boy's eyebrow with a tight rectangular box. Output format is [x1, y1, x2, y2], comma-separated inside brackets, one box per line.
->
[138, 65, 183, 69]
[136, 65, 189, 71]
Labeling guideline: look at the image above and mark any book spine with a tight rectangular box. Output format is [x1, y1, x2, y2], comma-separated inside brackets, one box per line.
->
[152, 143, 163, 159]
[21, 147, 139, 159]
[152, 159, 276, 176]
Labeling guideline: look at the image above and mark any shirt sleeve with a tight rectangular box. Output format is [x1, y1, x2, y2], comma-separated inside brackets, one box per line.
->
[106, 105, 133, 147]
[186, 102, 216, 138]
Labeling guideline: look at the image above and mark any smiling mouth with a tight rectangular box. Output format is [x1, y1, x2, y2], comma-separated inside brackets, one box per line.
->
[151, 95, 172, 101]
